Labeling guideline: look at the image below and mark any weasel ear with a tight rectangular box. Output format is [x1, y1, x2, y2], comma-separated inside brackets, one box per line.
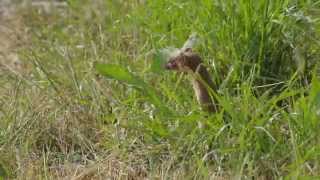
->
[184, 48, 192, 53]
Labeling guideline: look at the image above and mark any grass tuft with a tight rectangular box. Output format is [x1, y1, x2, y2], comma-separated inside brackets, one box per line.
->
[0, 0, 320, 179]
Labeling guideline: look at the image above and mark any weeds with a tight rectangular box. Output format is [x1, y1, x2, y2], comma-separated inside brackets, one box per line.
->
[0, 0, 320, 179]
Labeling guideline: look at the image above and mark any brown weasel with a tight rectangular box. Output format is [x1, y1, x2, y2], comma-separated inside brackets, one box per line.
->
[165, 48, 218, 113]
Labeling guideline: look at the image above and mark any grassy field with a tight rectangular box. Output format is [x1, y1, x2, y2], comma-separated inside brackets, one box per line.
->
[1, 0, 320, 179]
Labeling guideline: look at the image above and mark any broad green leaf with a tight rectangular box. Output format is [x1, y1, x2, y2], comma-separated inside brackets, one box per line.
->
[95, 63, 142, 86]
[95, 63, 171, 115]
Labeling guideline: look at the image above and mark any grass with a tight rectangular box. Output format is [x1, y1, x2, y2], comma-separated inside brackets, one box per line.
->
[0, 0, 320, 179]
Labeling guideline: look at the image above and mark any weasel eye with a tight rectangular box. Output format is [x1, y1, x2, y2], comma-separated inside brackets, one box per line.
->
[184, 48, 192, 53]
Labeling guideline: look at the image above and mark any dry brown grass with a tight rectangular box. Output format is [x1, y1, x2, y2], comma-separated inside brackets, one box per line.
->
[1, 1, 319, 179]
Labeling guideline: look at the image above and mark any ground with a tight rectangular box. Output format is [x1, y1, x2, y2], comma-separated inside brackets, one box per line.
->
[0, 1, 320, 179]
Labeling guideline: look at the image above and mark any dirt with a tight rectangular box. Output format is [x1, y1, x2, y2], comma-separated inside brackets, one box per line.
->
[0, 0, 67, 74]
[0, 0, 26, 73]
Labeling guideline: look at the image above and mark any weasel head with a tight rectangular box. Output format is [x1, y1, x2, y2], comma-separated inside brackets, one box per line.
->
[165, 48, 202, 72]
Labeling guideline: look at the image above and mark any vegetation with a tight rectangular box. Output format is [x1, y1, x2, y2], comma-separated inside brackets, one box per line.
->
[1, 0, 320, 179]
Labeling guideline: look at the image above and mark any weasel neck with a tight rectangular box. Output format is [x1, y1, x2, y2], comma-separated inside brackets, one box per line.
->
[191, 65, 217, 113]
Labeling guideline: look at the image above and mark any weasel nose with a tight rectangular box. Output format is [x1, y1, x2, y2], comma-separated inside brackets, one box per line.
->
[165, 62, 177, 70]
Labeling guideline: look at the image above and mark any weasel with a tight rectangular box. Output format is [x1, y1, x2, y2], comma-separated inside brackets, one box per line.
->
[165, 48, 218, 113]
